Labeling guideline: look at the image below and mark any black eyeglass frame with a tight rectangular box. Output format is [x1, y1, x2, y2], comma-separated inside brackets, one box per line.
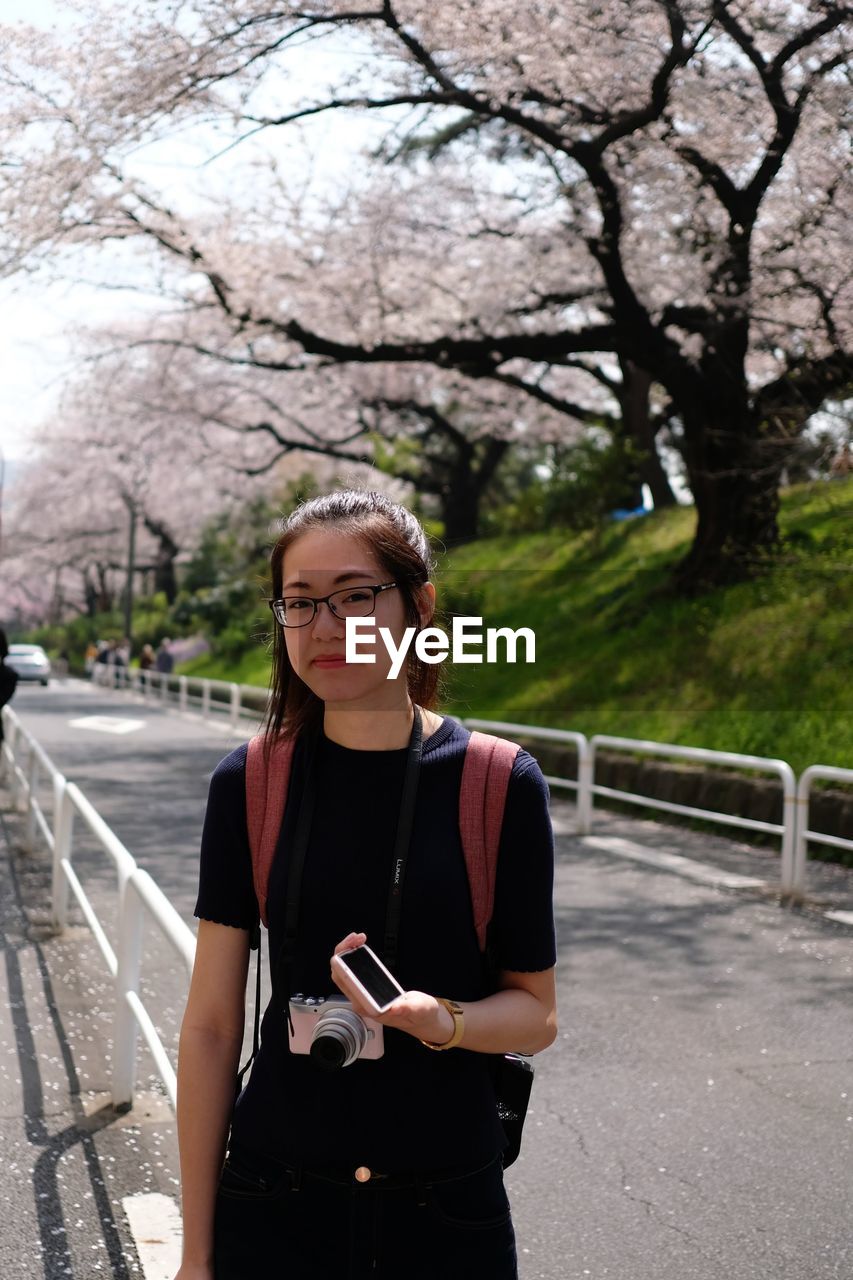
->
[268, 581, 399, 628]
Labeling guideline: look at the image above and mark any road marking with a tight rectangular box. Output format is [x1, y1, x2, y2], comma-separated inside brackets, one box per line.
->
[825, 910, 853, 927]
[579, 834, 767, 890]
[69, 715, 146, 735]
[122, 1193, 183, 1279]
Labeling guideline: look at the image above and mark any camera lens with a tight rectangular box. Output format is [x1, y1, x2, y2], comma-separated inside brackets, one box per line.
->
[310, 1007, 368, 1072]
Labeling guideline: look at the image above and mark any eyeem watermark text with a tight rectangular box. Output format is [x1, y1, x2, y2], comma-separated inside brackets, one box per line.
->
[345, 616, 536, 679]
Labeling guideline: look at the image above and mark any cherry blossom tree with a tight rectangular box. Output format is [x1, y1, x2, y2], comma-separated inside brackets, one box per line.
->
[1, 1, 850, 588]
[0, 351, 281, 624]
[89, 307, 579, 542]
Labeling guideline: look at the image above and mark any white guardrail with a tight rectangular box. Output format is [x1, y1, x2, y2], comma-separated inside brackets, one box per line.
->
[0, 705, 196, 1111]
[463, 720, 852, 898]
[94, 676, 853, 896]
[91, 663, 265, 731]
[795, 766, 853, 876]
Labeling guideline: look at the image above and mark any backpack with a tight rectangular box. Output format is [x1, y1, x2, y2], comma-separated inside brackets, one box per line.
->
[244, 724, 521, 951]
[240, 720, 535, 1167]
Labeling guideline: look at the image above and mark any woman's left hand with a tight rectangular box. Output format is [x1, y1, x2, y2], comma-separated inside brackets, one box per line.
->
[330, 933, 455, 1046]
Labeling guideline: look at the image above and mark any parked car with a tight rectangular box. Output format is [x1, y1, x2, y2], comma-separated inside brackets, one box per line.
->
[6, 644, 52, 685]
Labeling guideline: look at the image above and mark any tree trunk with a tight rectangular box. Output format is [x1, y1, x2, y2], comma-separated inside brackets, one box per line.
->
[96, 563, 114, 612]
[440, 438, 510, 544]
[143, 515, 179, 603]
[441, 474, 484, 544]
[619, 360, 677, 509]
[676, 412, 782, 593]
[83, 570, 99, 619]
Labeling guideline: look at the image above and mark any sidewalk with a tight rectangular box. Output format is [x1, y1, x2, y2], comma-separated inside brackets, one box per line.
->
[0, 803, 181, 1279]
[550, 796, 853, 922]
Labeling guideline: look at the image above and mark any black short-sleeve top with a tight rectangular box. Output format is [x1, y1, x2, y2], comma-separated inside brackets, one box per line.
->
[194, 714, 556, 1170]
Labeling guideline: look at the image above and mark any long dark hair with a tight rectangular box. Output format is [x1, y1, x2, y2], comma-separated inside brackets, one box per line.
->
[263, 490, 444, 742]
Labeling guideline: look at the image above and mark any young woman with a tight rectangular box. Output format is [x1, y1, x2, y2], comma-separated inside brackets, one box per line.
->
[174, 489, 558, 1280]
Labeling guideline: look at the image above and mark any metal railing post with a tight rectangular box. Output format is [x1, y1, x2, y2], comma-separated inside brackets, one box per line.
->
[792, 765, 853, 897]
[7, 721, 21, 798]
[230, 683, 240, 731]
[23, 748, 39, 844]
[179, 675, 188, 713]
[51, 780, 73, 931]
[13, 719, 24, 804]
[202, 680, 211, 720]
[793, 772, 809, 901]
[587, 738, 598, 828]
[778, 763, 799, 896]
[0, 711, 13, 786]
[112, 871, 144, 1110]
[576, 737, 593, 834]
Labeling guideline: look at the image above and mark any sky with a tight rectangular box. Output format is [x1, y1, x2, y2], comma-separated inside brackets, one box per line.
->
[0, 0, 77, 462]
[0, 0, 383, 469]
[1, 0, 101, 462]
[0, 279, 116, 464]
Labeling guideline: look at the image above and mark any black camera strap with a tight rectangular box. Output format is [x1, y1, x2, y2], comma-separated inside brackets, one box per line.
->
[382, 703, 423, 971]
[272, 704, 424, 1026]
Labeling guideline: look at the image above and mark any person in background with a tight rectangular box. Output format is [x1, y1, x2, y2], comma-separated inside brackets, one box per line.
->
[107, 638, 125, 689]
[156, 638, 175, 674]
[84, 641, 98, 675]
[139, 644, 156, 672]
[0, 628, 19, 745]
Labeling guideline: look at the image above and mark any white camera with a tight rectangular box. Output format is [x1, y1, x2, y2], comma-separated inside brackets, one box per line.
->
[288, 994, 384, 1071]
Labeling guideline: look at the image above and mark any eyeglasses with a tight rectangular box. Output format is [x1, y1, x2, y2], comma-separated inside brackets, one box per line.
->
[269, 581, 399, 628]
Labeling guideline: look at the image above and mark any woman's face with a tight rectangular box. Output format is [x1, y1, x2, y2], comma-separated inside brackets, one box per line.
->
[280, 527, 433, 711]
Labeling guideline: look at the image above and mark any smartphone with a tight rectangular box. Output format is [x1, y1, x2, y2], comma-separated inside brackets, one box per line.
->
[332, 944, 405, 1015]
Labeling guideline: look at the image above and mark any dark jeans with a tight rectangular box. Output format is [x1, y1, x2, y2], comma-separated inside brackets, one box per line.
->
[214, 1144, 518, 1279]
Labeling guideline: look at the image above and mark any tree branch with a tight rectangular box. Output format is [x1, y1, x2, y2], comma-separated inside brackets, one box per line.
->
[588, 5, 695, 152]
[488, 370, 614, 428]
[754, 351, 853, 429]
[365, 396, 473, 455]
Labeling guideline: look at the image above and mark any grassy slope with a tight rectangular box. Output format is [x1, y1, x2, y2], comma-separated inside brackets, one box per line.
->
[181, 479, 853, 774]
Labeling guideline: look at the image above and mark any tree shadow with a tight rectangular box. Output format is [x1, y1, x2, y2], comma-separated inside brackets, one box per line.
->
[552, 842, 853, 1014]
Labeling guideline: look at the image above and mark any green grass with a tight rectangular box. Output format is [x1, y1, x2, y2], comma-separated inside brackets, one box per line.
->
[180, 647, 273, 687]
[180, 478, 853, 774]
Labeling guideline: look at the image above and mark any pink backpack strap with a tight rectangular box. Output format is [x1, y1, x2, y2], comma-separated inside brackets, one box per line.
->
[460, 730, 521, 952]
[245, 734, 296, 929]
[246, 724, 520, 946]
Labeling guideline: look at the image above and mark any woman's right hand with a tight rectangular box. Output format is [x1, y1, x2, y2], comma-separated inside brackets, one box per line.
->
[173, 1264, 214, 1280]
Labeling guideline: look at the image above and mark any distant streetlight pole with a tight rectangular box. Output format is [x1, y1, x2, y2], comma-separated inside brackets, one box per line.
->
[123, 492, 137, 642]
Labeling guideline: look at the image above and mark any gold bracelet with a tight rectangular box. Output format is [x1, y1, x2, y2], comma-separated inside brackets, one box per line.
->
[420, 998, 464, 1051]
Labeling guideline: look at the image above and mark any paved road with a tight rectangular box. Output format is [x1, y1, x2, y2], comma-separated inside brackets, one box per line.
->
[2, 680, 852, 1279]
